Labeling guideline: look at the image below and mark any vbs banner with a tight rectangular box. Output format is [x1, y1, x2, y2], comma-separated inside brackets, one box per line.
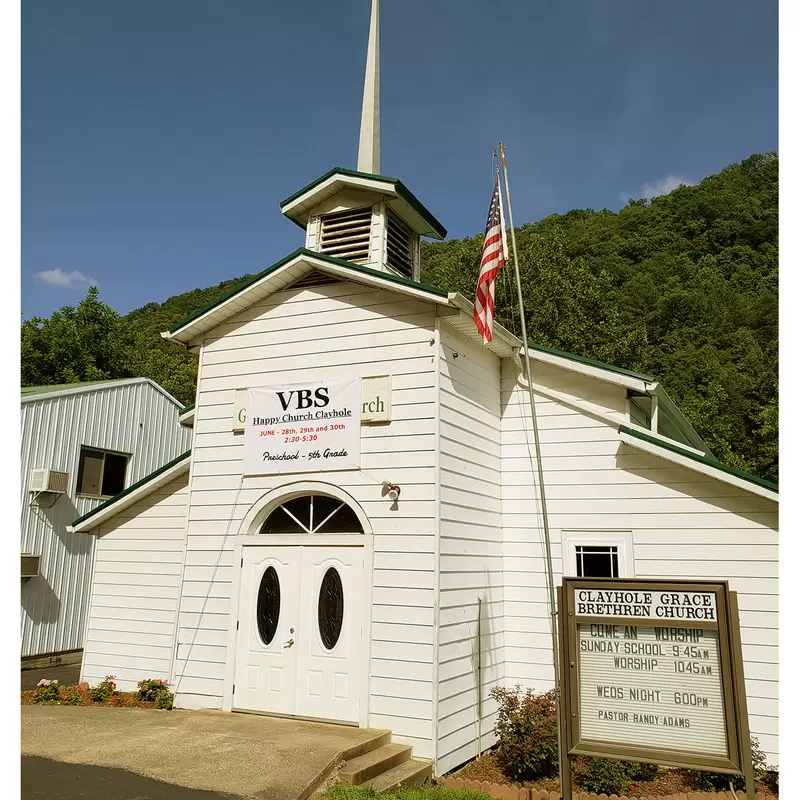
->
[243, 379, 361, 476]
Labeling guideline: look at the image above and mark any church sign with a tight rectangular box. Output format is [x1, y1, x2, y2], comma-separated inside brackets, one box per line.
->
[557, 578, 754, 794]
[233, 376, 391, 431]
[242, 379, 361, 476]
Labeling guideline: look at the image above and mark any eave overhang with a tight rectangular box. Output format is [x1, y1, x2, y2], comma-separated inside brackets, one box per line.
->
[279, 168, 447, 240]
[619, 425, 778, 503]
[178, 403, 195, 427]
[68, 450, 192, 534]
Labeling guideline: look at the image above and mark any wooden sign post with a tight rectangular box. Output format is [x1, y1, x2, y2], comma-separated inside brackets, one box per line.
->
[557, 578, 755, 800]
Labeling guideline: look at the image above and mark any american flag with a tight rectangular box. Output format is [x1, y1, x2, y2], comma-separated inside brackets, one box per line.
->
[473, 177, 508, 343]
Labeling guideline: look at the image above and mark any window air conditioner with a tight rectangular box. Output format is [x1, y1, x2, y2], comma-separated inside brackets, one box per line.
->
[21, 554, 40, 581]
[29, 469, 69, 494]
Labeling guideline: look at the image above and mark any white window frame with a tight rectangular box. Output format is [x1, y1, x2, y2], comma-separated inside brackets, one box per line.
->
[561, 530, 634, 579]
[75, 446, 130, 499]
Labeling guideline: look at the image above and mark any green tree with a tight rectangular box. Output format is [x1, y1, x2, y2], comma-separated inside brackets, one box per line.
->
[21, 287, 134, 386]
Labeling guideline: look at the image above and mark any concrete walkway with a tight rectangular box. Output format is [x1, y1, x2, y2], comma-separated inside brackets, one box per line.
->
[22, 706, 389, 800]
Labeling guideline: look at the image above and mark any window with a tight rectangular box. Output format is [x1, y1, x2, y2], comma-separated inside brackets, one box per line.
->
[256, 566, 281, 646]
[318, 567, 344, 650]
[76, 447, 129, 497]
[260, 494, 364, 534]
[575, 545, 619, 578]
[562, 531, 634, 579]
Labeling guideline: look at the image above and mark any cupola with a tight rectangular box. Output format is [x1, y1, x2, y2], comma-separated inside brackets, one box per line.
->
[278, 0, 446, 282]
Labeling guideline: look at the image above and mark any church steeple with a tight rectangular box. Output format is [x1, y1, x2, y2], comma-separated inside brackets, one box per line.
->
[357, 0, 380, 174]
[279, 0, 447, 280]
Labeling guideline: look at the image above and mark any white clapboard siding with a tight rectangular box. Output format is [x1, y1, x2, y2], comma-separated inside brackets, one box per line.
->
[499, 358, 779, 764]
[435, 322, 504, 775]
[174, 281, 439, 756]
[81, 475, 189, 691]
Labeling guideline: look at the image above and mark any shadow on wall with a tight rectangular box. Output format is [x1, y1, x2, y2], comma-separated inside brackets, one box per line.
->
[470, 565, 502, 754]
[22, 493, 87, 627]
[21, 575, 61, 623]
[614, 443, 779, 529]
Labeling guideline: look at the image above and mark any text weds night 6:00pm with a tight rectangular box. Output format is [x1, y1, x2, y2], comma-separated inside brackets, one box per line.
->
[243, 379, 362, 476]
[558, 576, 754, 789]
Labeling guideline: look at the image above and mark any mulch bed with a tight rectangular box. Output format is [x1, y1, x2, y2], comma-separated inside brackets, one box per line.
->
[453, 750, 776, 798]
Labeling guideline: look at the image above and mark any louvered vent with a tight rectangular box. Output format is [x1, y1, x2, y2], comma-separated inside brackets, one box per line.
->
[319, 207, 372, 263]
[386, 208, 414, 277]
[289, 270, 343, 290]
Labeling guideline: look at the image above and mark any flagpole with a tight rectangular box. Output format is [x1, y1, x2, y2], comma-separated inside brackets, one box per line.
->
[498, 142, 565, 794]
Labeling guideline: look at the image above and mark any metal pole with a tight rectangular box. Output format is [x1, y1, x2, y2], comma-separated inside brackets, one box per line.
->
[476, 596, 482, 759]
[498, 141, 565, 795]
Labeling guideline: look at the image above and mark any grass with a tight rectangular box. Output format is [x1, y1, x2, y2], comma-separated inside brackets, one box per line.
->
[323, 786, 490, 800]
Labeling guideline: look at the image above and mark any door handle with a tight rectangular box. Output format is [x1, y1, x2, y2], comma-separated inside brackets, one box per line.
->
[283, 638, 294, 648]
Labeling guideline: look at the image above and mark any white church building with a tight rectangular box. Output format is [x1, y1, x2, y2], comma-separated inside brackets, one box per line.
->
[68, 1, 778, 777]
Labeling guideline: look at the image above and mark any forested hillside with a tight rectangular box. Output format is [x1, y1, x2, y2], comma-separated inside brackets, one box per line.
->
[21, 153, 778, 482]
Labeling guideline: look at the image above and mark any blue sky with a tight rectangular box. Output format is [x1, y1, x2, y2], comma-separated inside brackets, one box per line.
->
[22, 0, 777, 320]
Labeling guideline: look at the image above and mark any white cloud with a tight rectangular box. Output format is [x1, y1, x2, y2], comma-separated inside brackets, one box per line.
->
[35, 269, 99, 289]
[619, 174, 696, 204]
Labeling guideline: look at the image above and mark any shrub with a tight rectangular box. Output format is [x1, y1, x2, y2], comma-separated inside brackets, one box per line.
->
[679, 736, 778, 793]
[580, 757, 630, 796]
[90, 675, 117, 703]
[624, 759, 659, 782]
[576, 756, 661, 795]
[63, 690, 84, 705]
[137, 677, 174, 709]
[760, 768, 779, 794]
[32, 679, 60, 704]
[137, 678, 170, 702]
[489, 685, 558, 781]
[325, 787, 490, 800]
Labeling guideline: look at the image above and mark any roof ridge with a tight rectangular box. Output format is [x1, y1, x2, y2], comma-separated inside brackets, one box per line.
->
[527, 342, 655, 383]
[166, 248, 447, 336]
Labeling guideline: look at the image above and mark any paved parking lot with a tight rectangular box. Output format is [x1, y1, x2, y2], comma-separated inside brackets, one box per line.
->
[22, 756, 241, 800]
[21, 662, 81, 691]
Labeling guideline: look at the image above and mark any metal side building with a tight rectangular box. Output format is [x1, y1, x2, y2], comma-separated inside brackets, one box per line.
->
[20, 378, 193, 662]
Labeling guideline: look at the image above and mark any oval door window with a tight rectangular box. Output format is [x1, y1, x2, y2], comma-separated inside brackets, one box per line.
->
[256, 566, 281, 645]
[318, 567, 344, 650]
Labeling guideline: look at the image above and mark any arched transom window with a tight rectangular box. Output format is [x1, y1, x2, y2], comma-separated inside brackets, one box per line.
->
[260, 494, 364, 534]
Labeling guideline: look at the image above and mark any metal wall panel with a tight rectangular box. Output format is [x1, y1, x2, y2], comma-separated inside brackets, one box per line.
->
[20, 381, 193, 658]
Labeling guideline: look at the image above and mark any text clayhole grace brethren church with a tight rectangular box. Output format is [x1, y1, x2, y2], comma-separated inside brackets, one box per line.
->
[66, 0, 778, 776]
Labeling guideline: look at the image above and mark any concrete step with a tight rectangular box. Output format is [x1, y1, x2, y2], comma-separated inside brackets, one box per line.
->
[366, 757, 433, 792]
[338, 729, 392, 762]
[338, 743, 412, 785]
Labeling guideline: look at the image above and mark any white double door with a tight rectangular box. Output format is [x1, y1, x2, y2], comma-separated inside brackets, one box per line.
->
[234, 545, 364, 724]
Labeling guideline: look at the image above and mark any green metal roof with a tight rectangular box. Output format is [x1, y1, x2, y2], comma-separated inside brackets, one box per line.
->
[179, 403, 195, 416]
[279, 167, 448, 240]
[619, 425, 777, 493]
[529, 342, 655, 383]
[167, 248, 448, 336]
[71, 449, 192, 529]
[21, 379, 131, 398]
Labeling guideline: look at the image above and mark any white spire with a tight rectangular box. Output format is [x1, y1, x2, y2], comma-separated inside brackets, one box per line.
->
[357, 0, 380, 174]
